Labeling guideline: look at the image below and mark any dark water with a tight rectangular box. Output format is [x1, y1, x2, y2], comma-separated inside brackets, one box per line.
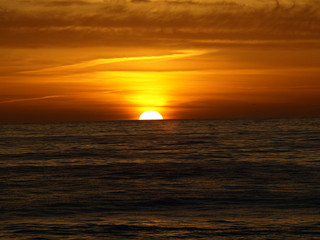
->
[1, 118, 320, 239]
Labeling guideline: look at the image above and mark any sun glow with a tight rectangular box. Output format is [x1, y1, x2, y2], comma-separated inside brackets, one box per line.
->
[139, 111, 163, 120]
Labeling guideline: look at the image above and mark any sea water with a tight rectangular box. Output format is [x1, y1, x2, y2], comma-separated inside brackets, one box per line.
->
[1, 118, 320, 239]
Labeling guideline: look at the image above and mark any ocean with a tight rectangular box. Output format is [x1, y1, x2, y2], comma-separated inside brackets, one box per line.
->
[1, 118, 319, 239]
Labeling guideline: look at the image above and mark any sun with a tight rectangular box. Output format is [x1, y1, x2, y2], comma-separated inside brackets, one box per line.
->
[139, 110, 163, 120]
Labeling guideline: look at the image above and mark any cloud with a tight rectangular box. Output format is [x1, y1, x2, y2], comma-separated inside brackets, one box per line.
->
[1, 0, 319, 48]
[22, 50, 204, 75]
[0, 95, 65, 104]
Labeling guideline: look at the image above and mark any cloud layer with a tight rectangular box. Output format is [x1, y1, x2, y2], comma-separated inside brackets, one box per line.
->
[1, 0, 319, 48]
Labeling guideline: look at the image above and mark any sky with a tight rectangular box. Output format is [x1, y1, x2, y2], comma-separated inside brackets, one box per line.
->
[0, 0, 319, 122]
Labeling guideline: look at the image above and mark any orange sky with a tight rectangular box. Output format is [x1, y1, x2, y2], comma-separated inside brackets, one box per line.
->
[0, 0, 319, 122]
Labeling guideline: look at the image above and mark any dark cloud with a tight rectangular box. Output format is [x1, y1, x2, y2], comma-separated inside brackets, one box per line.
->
[0, 0, 319, 48]
[42, 1, 93, 7]
[131, 0, 150, 3]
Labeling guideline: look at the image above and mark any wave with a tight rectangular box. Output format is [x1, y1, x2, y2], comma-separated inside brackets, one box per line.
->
[3, 221, 320, 239]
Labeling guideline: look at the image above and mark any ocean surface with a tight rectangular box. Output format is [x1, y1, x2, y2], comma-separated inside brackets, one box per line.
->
[1, 118, 320, 239]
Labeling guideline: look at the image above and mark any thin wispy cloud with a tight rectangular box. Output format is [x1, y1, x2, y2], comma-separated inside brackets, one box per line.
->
[23, 50, 204, 74]
[0, 95, 65, 104]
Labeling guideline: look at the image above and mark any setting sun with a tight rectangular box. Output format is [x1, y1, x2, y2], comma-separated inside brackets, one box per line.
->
[139, 111, 163, 120]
